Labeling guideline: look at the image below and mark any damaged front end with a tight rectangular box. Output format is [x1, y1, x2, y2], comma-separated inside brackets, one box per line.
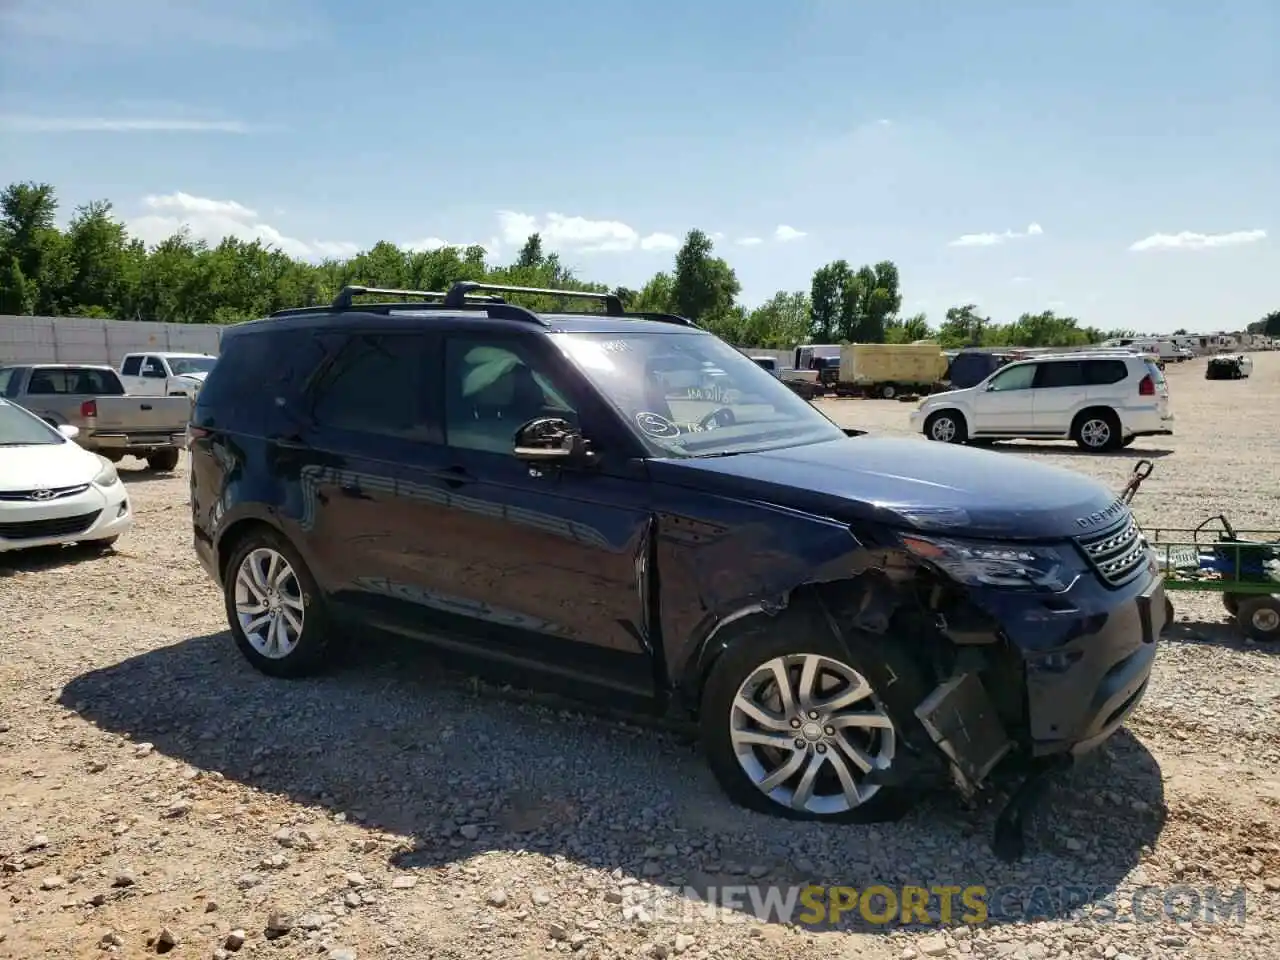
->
[810, 526, 1161, 860]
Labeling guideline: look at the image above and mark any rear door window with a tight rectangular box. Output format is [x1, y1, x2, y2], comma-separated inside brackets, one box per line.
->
[310, 332, 436, 441]
[121, 356, 142, 376]
[1033, 361, 1084, 389]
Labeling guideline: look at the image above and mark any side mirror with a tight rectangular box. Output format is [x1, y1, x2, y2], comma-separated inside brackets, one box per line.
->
[57, 423, 80, 440]
[513, 417, 589, 463]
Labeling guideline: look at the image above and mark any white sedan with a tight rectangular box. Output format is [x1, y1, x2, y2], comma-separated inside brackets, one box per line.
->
[0, 398, 133, 553]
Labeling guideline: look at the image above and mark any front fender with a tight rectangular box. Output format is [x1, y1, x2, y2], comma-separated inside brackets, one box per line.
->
[653, 493, 894, 701]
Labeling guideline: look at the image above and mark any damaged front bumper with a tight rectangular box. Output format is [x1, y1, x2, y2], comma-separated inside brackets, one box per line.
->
[910, 562, 1166, 797]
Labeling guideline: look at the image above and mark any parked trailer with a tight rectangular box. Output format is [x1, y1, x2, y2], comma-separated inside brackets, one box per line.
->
[836, 342, 948, 399]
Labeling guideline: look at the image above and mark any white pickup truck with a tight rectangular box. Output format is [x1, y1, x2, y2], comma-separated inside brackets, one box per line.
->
[119, 352, 218, 398]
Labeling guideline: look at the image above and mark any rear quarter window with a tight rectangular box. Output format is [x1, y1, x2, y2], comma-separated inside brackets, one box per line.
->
[1082, 359, 1128, 385]
[196, 327, 333, 421]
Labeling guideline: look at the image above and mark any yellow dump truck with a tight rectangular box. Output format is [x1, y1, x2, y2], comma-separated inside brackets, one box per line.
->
[836, 343, 948, 399]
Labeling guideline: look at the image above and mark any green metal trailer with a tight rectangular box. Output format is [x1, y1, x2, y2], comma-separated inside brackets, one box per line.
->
[1122, 460, 1280, 643]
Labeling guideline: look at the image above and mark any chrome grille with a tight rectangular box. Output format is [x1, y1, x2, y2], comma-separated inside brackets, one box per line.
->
[0, 483, 90, 502]
[1075, 514, 1148, 587]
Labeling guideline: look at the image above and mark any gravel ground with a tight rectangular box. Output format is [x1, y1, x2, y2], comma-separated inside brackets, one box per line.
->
[2, 352, 1278, 960]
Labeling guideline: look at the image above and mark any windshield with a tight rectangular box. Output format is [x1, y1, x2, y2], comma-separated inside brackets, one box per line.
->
[168, 356, 216, 376]
[0, 399, 62, 446]
[553, 331, 846, 457]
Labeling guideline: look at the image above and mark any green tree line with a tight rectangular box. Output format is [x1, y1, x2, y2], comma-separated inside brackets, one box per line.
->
[0, 179, 1179, 349]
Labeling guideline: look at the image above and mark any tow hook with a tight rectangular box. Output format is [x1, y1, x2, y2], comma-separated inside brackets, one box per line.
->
[991, 754, 1073, 861]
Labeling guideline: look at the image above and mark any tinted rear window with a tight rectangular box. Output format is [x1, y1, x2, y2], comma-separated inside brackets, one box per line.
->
[196, 327, 332, 417]
[1035, 361, 1083, 388]
[27, 367, 124, 395]
[1082, 359, 1128, 385]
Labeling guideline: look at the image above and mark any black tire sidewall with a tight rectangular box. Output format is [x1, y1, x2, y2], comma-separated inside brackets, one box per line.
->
[1237, 597, 1280, 643]
[223, 529, 334, 677]
[698, 618, 927, 823]
[147, 449, 180, 471]
[1074, 411, 1121, 451]
[924, 410, 966, 444]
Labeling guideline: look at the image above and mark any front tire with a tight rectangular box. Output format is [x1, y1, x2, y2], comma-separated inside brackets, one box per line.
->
[1073, 410, 1122, 452]
[923, 410, 967, 444]
[699, 623, 920, 823]
[223, 530, 337, 677]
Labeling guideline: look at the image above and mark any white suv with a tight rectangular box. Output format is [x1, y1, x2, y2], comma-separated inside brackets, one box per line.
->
[909, 352, 1173, 452]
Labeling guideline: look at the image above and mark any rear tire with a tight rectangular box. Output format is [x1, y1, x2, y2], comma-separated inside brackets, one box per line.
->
[699, 617, 928, 824]
[923, 410, 967, 444]
[879, 383, 897, 400]
[147, 448, 180, 472]
[1223, 593, 1241, 616]
[1236, 596, 1280, 643]
[223, 529, 338, 677]
[1072, 409, 1122, 452]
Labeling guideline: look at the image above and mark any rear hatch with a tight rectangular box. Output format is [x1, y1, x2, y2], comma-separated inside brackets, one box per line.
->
[92, 396, 192, 435]
[1142, 359, 1170, 417]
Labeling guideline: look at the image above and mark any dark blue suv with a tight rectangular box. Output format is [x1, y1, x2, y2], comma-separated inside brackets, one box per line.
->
[189, 282, 1167, 854]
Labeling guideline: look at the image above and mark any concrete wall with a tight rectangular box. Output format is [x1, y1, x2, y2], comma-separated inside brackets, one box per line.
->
[0, 316, 225, 366]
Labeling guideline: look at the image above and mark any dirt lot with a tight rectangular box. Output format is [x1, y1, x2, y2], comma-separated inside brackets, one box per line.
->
[2, 353, 1278, 960]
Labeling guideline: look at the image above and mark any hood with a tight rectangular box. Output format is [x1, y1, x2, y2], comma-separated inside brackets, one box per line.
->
[919, 386, 971, 404]
[0, 440, 99, 492]
[648, 436, 1123, 541]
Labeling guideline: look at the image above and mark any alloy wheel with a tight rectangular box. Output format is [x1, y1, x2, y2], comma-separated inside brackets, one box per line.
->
[1080, 418, 1111, 448]
[234, 547, 305, 659]
[729, 653, 896, 815]
[930, 416, 957, 442]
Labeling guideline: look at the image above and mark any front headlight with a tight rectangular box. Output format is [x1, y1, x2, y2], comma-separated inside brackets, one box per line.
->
[901, 534, 1075, 591]
[93, 457, 119, 488]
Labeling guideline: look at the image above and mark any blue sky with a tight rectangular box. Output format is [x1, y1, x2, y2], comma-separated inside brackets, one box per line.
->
[1, 0, 1275, 333]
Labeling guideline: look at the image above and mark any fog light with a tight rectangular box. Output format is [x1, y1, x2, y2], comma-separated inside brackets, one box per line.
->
[117, 500, 129, 517]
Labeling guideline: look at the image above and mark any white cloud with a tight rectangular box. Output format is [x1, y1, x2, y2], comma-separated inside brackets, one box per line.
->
[1128, 229, 1266, 252]
[126, 192, 358, 261]
[639, 232, 680, 251]
[0, 115, 258, 133]
[774, 225, 807, 242]
[949, 222, 1044, 247]
[1010, 276, 1032, 284]
[736, 236, 764, 246]
[496, 210, 677, 254]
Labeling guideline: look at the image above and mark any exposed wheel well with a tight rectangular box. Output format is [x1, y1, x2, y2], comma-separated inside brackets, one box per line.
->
[680, 577, 952, 717]
[924, 407, 968, 436]
[1070, 406, 1119, 432]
